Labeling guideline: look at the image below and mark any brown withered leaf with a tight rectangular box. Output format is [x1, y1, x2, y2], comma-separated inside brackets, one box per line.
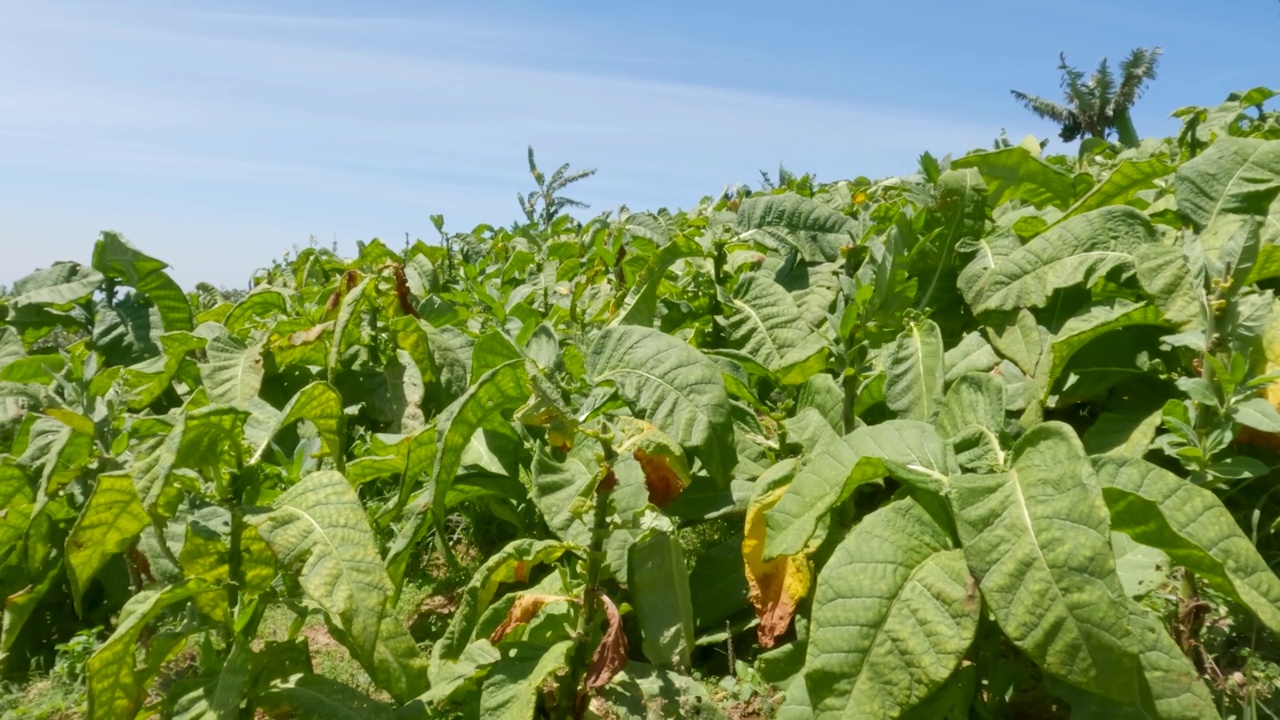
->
[614, 418, 691, 508]
[324, 269, 362, 313]
[743, 484, 811, 648]
[516, 372, 577, 451]
[597, 467, 618, 494]
[287, 321, 333, 346]
[634, 449, 683, 508]
[584, 591, 628, 690]
[1236, 311, 1280, 449]
[384, 262, 422, 319]
[489, 594, 568, 644]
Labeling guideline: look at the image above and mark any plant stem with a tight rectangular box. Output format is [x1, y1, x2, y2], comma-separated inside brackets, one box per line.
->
[841, 243, 861, 433]
[709, 239, 727, 347]
[149, 515, 182, 572]
[559, 435, 617, 719]
[1114, 109, 1141, 149]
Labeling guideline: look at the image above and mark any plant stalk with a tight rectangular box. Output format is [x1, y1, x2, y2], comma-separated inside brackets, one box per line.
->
[559, 436, 617, 719]
[1114, 109, 1141, 149]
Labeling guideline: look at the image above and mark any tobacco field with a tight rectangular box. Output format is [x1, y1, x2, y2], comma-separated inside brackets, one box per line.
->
[3, 86, 1280, 719]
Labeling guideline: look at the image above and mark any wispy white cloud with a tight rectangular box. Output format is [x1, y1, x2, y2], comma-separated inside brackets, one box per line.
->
[0, 0, 1005, 287]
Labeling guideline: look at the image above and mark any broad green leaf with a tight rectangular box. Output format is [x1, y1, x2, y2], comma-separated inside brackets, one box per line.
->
[985, 309, 1048, 378]
[409, 639, 501, 711]
[917, 169, 988, 305]
[1111, 532, 1170, 599]
[776, 259, 842, 329]
[765, 420, 952, 560]
[437, 538, 570, 660]
[247, 381, 344, 466]
[689, 533, 750, 633]
[429, 359, 531, 525]
[1126, 601, 1219, 720]
[949, 422, 1137, 701]
[20, 414, 94, 500]
[966, 206, 1157, 314]
[943, 331, 1000, 382]
[93, 235, 194, 332]
[629, 529, 695, 671]
[723, 272, 828, 385]
[1246, 243, 1280, 284]
[1176, 137, 1280, 229]
[94, 293, 165, 365]
[247, 470, 428, 702]
[9, 261, 104, 307]
[937, 372, 1007, 472]
[593, 662, 727, 720]
[256, 674, 396, 720]
[0, 355, 64, 383]
[66, 472, 149, 615]
[178, 638, 254, 720]
[1135, 242, 1205, 330]
[121, 331, 206, 409]
[362, 348, 425, 434]
[199, 332, 265, 410]
[87, 579, 215, 720]
[1047, 300, 1168, 389]
[0, 465, 33, 554]
[1056, 158, 1173, 223]
[389, 315, 438, 386]
[952, 146, 1076, 210]
[1082, 403, 1164, 459]
[1096, 456, 1280, 633]
[1230, 397, 1280, 432]
[0, 327, 24, 369]
[796, 373, 844, 434]
[883, 319, 945, 421]
[2, 564, 61, 659]
[479, 640, 573, 720]
[587, 326, 736, 483]
[92, 231, 168, 284]
[471, 331, 524, 379]
[615, 236, 704, 327]
[131, 407, 246, 515]
[135, 269, 193, 333]
[783, 407, 842, 455]
[224, 289, 288, 332]
[530, 445, 594, 547]
[735, 192, 854, 262]
[805, 498, 978, 719]
[327, 277, 371, 375]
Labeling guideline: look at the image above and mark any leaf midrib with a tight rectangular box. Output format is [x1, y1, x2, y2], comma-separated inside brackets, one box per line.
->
[598, 365, 716, 436]
[1004, 469, 1116, 684]
[840, 548, 960, 712]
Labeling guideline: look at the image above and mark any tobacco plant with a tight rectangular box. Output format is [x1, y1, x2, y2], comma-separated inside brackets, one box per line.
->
[2, 86, 1280, 719]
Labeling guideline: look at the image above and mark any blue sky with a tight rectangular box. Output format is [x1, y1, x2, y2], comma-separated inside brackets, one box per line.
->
[1, 0, 1275, 289]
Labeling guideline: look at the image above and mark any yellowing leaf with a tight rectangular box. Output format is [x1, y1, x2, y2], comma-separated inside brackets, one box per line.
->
[516, 371, 577, 451]
[286, 321, 332, 346]
[615, 418, 691, 508]
[1240, 299, 1280, 449]
[743, 475, 811, 648]
[489, 594, 568, 644]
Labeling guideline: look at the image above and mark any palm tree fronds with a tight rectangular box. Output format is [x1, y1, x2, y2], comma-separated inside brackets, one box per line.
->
[1010, 90, 1077, 126]
[1114, 46, 1162, 111]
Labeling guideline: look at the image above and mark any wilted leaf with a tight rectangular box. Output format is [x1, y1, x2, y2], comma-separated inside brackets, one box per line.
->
[489, 594, 568, 644]
[585, 592, 629, 689]
[744, 464, 811, 648]
[805, 498, 978, 719]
